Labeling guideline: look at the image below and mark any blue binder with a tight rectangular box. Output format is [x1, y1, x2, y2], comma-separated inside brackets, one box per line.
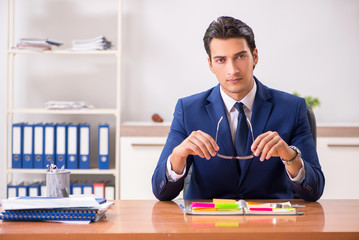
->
[44, 124, 56, 167]
[67, 124, 79, 169]
[28, 184, 41, 197]
[12, 123, 23, 168]
[18, 185, 28, 197]
[33, 123, 45, 169]
[56, 124, 67, 169]
[22, 124, 34, 169]
[7, 185, 18, 198]
[79, 124, 90, 169]
[70, 184, 83, 195]
[98, 124, 109, 169]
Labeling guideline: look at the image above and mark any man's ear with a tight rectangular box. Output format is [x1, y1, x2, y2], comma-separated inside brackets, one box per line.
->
[253, 48, 259, 67]
[208, 57, 215, 73]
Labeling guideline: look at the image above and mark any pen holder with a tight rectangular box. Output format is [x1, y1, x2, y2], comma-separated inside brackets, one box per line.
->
[46, 170, 71, 197]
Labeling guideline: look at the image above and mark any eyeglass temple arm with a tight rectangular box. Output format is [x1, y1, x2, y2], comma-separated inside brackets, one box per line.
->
[215, 116, 223, 142]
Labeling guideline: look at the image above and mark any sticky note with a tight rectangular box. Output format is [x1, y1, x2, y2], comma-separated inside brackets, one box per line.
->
[213, 199, 236, 204]
[192, 202, 215, 208]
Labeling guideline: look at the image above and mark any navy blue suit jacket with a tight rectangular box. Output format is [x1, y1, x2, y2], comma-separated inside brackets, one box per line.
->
[152, 78, 325, 201]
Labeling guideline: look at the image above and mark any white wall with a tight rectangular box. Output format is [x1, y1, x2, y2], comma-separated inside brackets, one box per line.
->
[1, 0, 359, 198]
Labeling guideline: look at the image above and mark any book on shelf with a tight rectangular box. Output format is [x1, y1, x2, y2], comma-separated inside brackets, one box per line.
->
[71, 35, 112, 51]
[185, 199, 303, 215]
[16, 38, 63, 51]
[0, 195, 113, 223]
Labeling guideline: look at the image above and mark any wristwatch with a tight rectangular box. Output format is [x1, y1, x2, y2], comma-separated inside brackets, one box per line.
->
[281, 146, 301, 165]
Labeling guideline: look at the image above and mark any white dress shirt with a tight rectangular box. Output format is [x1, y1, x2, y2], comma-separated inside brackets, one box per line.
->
[166, 81, 305, 183]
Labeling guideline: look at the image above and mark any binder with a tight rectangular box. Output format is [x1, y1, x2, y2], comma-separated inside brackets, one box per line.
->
[12, 123, 23, 168]
[82, 184, 93, 195]
[67, 124, 79, 169]
[22, 124, 34, 169]
[28, 184, 41, 197]
[33, 123, 45, 169]
[0, 211, 98, 222]
[93, 183, 105, 198]
[56, 124, 67, 169]
[105, 185, 115, 200]
[98, 124, 109, 169]
[40, 184, 47, 197]
[70, 184, 83, 195]
[44, 124, 56, 167]
[18, 185, 28, 197]
[79, 124, 90, 169]
[7, 185, 18, 198]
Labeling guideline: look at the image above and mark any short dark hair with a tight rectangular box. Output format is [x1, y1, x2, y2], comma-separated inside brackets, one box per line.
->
[203, 16, 256, 59]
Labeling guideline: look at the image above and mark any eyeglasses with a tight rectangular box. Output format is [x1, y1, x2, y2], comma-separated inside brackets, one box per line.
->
[215, 116, 254, 160]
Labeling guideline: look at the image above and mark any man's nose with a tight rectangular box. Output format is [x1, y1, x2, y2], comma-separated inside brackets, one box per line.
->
[227, 60, 239, 75]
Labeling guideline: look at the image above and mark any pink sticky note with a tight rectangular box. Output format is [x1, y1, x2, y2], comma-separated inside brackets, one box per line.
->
[192, 202, 215, 208]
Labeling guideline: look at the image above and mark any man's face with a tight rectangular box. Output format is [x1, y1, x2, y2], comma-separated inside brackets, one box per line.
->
[208, 37, 258, 101]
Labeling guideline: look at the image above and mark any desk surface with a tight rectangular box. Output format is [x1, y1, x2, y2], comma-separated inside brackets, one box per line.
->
[1, 199, 359, 240]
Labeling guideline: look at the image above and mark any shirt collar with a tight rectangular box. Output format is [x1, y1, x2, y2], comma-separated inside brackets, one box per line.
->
[220, 80, 257, 114]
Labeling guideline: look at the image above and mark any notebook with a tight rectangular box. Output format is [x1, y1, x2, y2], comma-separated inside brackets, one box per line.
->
[185, 199, 304, 215]
[0, 196, 113, 222]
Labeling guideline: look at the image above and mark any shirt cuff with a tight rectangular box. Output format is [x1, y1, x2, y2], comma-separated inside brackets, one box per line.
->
[166, 155, 186, 182]
[286, 158, 306, 184]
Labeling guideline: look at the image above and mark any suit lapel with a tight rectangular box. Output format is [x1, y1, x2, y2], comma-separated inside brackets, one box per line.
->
[206, 85, 236, 156]
[238, 78, 273, 186]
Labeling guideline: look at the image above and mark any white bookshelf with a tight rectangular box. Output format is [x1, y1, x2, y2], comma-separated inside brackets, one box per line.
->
[4, 0, 122, 199]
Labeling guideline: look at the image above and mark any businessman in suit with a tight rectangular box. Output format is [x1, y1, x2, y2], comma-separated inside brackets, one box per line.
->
[152, 16, 325, 201]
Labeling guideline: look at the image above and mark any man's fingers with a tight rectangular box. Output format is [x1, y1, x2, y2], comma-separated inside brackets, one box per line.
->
[188, 130, 219, 159]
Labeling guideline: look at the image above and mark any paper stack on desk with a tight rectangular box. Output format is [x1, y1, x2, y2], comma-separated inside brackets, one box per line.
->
[0, 196, 113, 223]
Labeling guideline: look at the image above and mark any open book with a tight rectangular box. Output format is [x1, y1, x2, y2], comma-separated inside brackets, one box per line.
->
[185, 199, 303, 215]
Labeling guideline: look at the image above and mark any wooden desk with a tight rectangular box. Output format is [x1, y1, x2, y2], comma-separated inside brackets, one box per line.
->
[1, 199, 359, 240]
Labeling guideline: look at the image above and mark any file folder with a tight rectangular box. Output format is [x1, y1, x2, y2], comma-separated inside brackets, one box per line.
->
[98, 124, 109, 169]
[70, 184, 83, 195]
[56, 124, 67, 169]
[44, 124, 55, 167]
[12, 123, 23, 168]
[22, 124, 34, 169]
[83, 184, 93, 195]
[33, 123, 45, 169]
[7, 185, 18, 198]
[93, 183, 105, 198]
[79, 124, 90, 169]
[105, 185, 115, 200]
[40, 184, 47, 197]
[67, 124, 79, 169]
[18, 185, 28, 197]
[28, 185, 41, 197]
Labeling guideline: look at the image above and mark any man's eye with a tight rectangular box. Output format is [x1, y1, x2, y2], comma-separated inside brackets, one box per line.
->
[216, 58, 224, 63]
[238, 55, 246, 59]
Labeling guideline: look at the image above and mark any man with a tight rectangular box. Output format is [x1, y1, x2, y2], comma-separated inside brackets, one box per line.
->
[152, 16, 325, 201]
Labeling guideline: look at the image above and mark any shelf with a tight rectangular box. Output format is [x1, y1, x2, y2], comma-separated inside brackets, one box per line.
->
[8, 108, 119, 115]
[8, 49, 118, 55]
[6, 169, 117, 175]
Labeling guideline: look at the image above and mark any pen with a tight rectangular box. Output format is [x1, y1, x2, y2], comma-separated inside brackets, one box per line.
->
[179, 204, 185, 212]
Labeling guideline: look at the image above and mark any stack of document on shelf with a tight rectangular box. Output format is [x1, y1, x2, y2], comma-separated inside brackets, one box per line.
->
[45, 101, 94, 110]
[0, 196, 114, 223]
[71, 35, 112, 50]
[16, 38, 63, 51]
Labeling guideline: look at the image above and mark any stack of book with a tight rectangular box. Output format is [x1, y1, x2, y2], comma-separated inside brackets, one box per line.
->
[71, 35, 112, 51]
[16, 38, 63, 51]
[0, 196, 113, 223]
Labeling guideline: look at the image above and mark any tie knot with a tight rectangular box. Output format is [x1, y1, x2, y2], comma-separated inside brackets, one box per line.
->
[234, 102, 245, 115]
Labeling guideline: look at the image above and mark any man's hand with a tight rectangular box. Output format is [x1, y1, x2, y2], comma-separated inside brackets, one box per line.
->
[170, 130, 219, 174]
[251, 131, 302, 177]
